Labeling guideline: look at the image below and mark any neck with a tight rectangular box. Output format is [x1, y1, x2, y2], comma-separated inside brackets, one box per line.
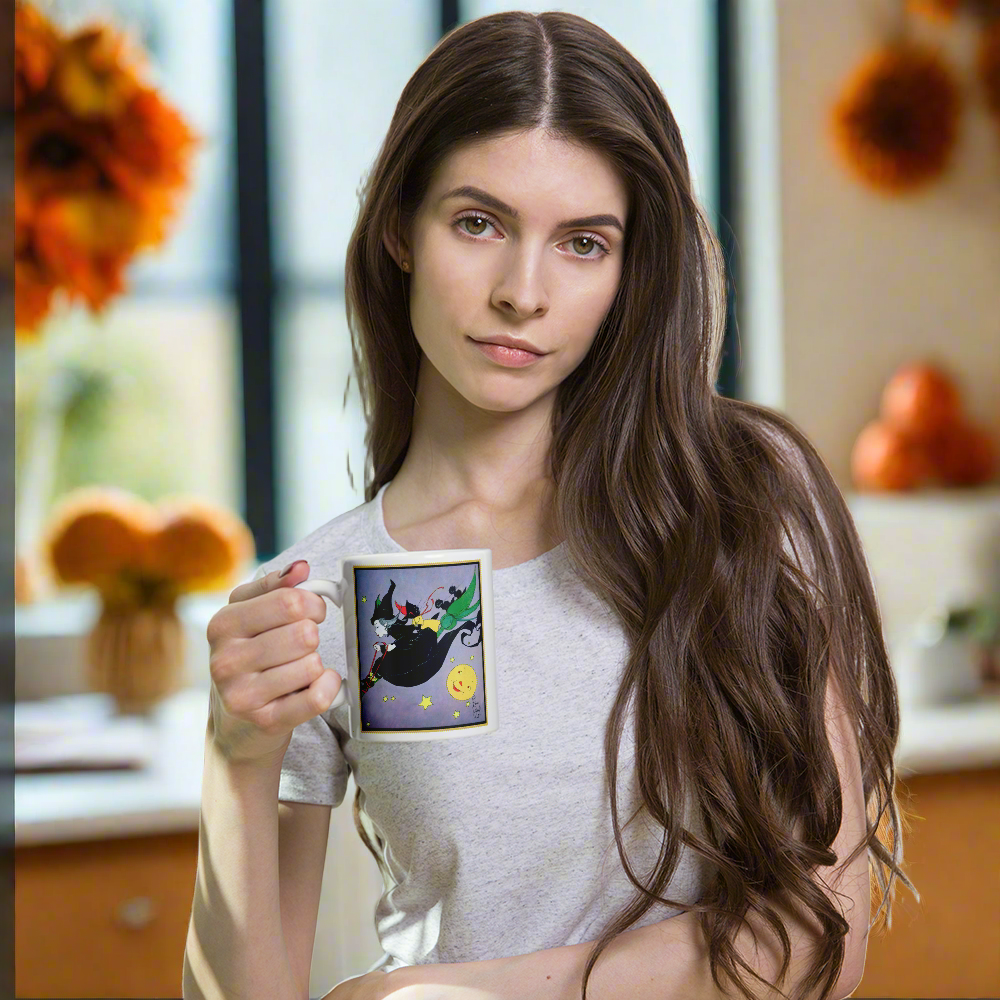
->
[392, 357, 557, 517]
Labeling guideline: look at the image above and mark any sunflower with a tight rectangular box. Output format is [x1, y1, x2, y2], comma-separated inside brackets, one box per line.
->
[829, 42, 961, 194]
[14, 2, 198, 340]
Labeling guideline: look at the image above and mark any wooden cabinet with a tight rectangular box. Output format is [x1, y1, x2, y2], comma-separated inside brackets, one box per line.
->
[854, 767, 1000, 997]
[15, 830, 199, 998]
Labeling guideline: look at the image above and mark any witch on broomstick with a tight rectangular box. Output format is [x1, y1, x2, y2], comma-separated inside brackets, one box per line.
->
[360, 566, 482, 697]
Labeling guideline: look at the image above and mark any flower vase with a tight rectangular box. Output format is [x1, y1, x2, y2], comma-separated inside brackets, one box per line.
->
[86, 601, 186, 716]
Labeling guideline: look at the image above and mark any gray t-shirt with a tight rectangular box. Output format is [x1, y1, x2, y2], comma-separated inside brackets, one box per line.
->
[254, 483, 711, 973]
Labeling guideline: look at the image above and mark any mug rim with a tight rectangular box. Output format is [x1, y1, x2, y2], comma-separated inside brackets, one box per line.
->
[340, 547, 492, 566]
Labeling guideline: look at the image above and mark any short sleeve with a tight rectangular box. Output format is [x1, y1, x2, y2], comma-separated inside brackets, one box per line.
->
[254, 561, 352, 807]
[278, 713, 351, 808]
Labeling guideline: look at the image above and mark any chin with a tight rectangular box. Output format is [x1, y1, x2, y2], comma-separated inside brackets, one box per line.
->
[462, 384, 548, 413]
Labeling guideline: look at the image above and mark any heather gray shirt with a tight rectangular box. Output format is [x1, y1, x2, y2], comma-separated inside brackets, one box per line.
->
[253, 483, 711, 973]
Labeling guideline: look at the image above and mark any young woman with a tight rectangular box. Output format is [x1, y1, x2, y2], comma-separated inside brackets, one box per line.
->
[184, 11, 918, 1000]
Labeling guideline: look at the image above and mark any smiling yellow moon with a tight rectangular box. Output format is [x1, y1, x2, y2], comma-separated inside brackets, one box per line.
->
[446, 663, 477, 701]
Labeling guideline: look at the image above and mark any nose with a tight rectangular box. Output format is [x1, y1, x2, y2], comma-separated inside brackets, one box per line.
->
[490, 248, 549, 320]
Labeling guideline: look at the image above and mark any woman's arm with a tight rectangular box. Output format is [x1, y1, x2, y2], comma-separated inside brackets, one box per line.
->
[182, 728, 301, 1000]
[368, 900, 862, 1000]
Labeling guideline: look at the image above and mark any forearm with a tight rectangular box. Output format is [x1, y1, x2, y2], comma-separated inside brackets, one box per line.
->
[384, 906, 861, 1000]
[183, 728, 299, 1000]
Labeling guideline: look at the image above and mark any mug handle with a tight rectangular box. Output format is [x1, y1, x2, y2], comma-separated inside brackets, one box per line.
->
[295, 577, 348, 710]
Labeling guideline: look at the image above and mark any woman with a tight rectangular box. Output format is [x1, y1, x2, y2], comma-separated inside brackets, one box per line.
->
[184, 11, 918, 1000]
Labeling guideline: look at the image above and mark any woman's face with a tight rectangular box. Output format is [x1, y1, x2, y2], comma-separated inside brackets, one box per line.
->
[394, 128, 628, 416]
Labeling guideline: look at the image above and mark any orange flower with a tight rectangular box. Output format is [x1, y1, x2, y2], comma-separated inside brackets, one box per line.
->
[42, 487, 256, 606]
[14, 1, 60, 110]
[15, 104, 108, 201]
[32, 193, 148, 312]
[829, 42, 961, 194]
[14, 182, 58, 332]
[51, 26, 140, 120]
[105, 88, 199, 211]
[14, 256, 59, 333]
[13, 1, 199, 339]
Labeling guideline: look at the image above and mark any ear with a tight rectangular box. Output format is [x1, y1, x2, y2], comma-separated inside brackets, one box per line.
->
[382, 224, 412, 271]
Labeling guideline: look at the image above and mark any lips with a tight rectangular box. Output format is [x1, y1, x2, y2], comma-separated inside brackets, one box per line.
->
[472, 335, 544, 355]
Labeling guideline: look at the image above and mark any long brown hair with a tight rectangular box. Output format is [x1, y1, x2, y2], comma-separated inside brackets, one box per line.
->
[343, 11, 919, 1000]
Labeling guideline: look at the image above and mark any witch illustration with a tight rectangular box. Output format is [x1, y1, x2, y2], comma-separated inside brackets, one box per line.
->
[360, 567, 482, 697]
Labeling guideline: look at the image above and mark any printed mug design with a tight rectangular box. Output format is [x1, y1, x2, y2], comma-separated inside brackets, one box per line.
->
[354, 560, 487, 733]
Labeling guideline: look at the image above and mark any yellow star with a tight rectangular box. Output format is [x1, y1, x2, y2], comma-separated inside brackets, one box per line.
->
[471, 654, 475, 658]
[383, 695, 388, 701]
[450, 657, 454, 661]
[391, 696, 395, 700]
[466, 701, 470, 706]
[453, 711, 460, 719]
[361, 596, 366, 602]
[419, 695, 433, 710]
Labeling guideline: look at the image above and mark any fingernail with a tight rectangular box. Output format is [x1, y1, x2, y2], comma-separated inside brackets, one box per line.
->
[279, 559, 307, 578]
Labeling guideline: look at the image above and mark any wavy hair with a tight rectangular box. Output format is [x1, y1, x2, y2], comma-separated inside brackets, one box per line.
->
[343, 11, 919, 1000]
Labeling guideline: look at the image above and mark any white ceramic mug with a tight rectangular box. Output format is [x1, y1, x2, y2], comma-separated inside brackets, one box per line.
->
[296, 549, 497, 741]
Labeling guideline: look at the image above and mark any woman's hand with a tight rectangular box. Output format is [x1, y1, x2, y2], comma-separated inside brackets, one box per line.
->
[322, 966, 501, 999]
[321, 970, 399, 999]
[206, 559, 343, 766]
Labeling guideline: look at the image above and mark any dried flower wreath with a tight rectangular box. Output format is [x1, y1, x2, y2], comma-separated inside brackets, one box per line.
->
[829, 41, 960, 193]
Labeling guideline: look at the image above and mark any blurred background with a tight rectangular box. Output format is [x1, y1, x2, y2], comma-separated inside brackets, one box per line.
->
[11, 0, 999, 997]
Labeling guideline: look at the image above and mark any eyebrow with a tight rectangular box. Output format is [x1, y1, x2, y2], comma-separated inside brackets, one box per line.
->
[440, 185, 625, 234]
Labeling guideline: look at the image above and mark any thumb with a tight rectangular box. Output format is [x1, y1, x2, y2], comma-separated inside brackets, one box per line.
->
[231, 559, 310, 603]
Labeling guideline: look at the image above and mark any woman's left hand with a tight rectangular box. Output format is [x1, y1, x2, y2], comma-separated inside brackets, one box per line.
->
[322, 964, 496, 999]
[321, 970, 394, 1000]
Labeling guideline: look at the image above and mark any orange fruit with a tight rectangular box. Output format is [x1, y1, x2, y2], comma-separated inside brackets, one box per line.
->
[925, 419, 997, 486]
[851, 419, 935, 491]
[880, 361, 962, 441]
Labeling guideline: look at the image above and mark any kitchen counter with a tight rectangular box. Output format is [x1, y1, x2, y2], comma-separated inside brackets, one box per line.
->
[15, 686, 213, 846]
[14, 684, 1000, 846]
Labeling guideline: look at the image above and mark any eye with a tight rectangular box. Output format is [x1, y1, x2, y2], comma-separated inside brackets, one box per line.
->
[567, 234, 612, 258]
[455, 212, 498, 238]
[453, 211, 611, 258]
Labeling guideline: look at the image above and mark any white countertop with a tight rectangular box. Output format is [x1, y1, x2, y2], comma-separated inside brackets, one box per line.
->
[15, 686, 213, 846]
[896, 692, 1000, 774]
[13, 684, 1000, 846]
